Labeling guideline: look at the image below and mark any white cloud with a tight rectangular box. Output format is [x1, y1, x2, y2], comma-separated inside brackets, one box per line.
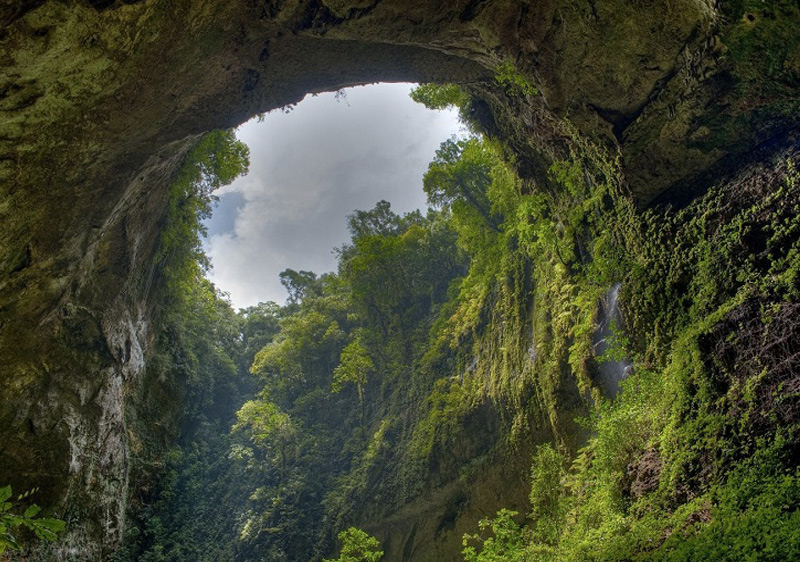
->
[203, 83, 462, 309]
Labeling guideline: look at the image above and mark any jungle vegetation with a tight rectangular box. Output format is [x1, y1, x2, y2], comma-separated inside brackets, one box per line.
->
[111, 81, 800, 562]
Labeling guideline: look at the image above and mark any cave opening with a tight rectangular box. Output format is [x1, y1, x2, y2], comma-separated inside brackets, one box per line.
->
[3, 2, 800, 560]
[202, 82, 464, 308]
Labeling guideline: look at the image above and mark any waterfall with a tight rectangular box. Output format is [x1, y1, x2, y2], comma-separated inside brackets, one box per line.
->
[593, 283, 632, 397]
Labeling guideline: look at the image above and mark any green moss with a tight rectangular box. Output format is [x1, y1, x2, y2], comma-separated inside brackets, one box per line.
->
[447, 148, 800, 562]
[692, 0, 800, 152]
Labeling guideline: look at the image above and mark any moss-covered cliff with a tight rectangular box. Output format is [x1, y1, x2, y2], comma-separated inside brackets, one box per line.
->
[1, 0, 799, 560]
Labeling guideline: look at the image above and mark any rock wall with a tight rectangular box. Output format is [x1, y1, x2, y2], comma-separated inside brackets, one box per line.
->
[1, 0, 798, 558]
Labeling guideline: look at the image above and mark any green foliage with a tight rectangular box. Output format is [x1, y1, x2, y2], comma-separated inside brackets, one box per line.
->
[410, 83, 475, 128]
[410, 83, 470, 111]
[154, 129, 249, 307]
[424, 136, 517, 319]
[650, 436, 800, 562]
[324, 527, 383, 562]
[451, 152, 800, 562]
[528, 445, 568, 547]
[199, 199, 471, 561]
[462, 509, 526, 562]
[339, 202, 465, 352]
[332, 336, 374, 403]
[408, 377, 467, 460]
[345, 200, 408, 239]
[0, 486, 65, 554]
[424, 137, 504, 233]
[123, 92, 800, 562]
[238, 301, 283, 369]
[280, 269, 320, 306]
[234, 399, 295, 449]
[114, 279, 261, 562]
[250, 305, 347, 406]
[114, 129, 255, 562]
[494, 61, 537, 97]
[179, 129, 250, 196]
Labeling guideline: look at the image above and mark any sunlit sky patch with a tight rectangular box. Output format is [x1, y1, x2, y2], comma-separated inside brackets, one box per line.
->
[203, 83, 462, 309]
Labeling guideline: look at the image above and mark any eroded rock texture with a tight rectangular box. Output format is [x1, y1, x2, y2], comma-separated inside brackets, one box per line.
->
[1, 0, 798, 558]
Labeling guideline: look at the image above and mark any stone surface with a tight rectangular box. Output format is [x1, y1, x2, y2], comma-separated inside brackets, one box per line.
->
[0, 0, 798, 558]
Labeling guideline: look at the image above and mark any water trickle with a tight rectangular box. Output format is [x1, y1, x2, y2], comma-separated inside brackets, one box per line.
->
[528, 296, 537, 361]
[593, 283, 632, 397]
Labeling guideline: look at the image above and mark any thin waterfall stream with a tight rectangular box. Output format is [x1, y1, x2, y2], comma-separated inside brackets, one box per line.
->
[593, 283, 632, 397]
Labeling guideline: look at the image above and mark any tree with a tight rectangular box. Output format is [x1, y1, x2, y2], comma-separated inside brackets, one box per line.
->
[324, 527, 383, 562]
[332, 336, 374, 406]
[338, 206, 465, 346]
[423, 138, 502, 232]
[233, 398, 298, 470]
[410, 83, 477, 130]
[250, 308, 346, 405]
[239, 301, 282, 369]
[184, 129, 250, 197]
[234, 399, 294, 447]
[462, 510, 526, 562]
[345, 200, 426, 240]
[280, 269, 319, 305]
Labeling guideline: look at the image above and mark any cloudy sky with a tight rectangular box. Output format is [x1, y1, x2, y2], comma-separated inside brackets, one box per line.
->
[203, 83, 462, 309]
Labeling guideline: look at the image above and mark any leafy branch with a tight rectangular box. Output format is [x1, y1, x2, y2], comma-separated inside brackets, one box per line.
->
[0, 486, 65, 554]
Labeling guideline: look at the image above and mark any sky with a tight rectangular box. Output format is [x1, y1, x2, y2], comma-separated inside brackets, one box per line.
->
[202, 83, 463, 309]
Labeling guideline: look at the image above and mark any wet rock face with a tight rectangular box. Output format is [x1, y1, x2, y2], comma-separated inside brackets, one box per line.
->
[593, 283, 632, 398]
[0, 0, 798, 558]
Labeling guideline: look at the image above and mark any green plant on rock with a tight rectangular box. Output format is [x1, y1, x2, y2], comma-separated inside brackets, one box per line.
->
[0, 486, 65, 554]
[410, 83, 471, 113]
[462, 509, 527, 562]
[324, 527, 384, 562]
[529, 444, 569, 548]
[154, 129, 249, 305]
[494, 61, 537, 97]
[410, 83, 477, 129]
